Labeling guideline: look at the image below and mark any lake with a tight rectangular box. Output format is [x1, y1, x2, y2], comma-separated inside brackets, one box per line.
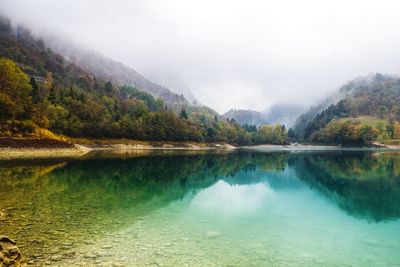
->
[1, 150, 400, 266]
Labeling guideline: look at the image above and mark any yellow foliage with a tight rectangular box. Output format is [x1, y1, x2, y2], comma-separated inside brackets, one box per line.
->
[33, 128, 68, 141]
[393, 122, 400, 139]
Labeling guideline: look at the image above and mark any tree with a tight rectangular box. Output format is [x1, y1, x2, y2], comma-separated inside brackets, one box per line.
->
[30, 77, 39, 104]
[105, 80, 113, 93]
[48, 86, 57, 104]
[387, 121, 395, 139]
[0, 57, 32, 121]
[288, 128, 296, 138]
[394, 122, 400, 139]
[180, 108, 188, 119]
[378, 106, 388, 119]
[201, 115, 207, 125]
[360, 125, 378, 145]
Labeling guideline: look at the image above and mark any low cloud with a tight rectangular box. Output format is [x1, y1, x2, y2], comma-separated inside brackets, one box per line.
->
[2, 0, 400, 112]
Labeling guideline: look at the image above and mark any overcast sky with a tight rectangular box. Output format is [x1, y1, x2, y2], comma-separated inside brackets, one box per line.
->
[1, 0, 400, 113]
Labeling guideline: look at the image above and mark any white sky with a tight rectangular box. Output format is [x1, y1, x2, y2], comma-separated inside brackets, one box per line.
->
[1, 0, 400, 113]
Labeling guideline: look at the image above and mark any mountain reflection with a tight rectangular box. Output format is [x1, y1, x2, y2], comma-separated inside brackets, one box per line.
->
[291, 152, 400, 222]
[1, 150, 400, 261]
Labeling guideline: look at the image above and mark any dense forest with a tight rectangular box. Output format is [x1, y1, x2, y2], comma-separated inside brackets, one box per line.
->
[0, 17, 288, 146]
[295, 74, 400, 146]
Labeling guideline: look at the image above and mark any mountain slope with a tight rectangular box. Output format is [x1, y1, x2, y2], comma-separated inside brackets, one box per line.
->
[293, 74, 394, 138]
[264, 104, 305, 127]
[46, 39, 189, 107]
[223, 104, 305, 127]
[296, 73, 400, 145]
[223, 109, 267, 126]
[0, 16, 290, 146]
[0, 15, 189, 109]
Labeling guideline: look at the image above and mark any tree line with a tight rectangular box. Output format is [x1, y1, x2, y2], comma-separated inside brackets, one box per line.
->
[0, 57, 288, 146]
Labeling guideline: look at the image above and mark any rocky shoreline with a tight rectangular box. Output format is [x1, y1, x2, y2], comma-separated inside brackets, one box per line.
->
[3, 137, 399, 160]
[0, 138, 237, 160]
[0, 138, 91, 160]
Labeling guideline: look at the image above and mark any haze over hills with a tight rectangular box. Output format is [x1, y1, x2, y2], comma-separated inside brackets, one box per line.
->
[293, 73, 398, 137]
[223, 104, 305, 127]
[45, 38, 191, 107]
[293, 73, 400, 146]
[0, 16, 189, 110]
[223, 109, 267, 126]
[293, 89, 351, 138]
[0, 14, 291, 146]
[2, 11, 400, 148]
[0, 14, 223, 121]
[264, 104, 306, 127]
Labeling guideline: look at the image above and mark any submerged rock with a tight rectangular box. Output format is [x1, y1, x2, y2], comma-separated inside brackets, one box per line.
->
[0, 210, 6, 220]
[0, 236, 27, 266]
[204, 231, 221, 239]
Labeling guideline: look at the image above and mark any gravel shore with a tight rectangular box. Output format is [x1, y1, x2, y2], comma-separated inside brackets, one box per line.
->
[0, 138, 91, 160]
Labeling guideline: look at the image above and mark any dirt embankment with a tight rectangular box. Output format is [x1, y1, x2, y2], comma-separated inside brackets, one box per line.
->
[69, 138, 236, 151]
[0, 137, 237, 159]
[0, 138, 76, 149]
[0, 138, 91, 160]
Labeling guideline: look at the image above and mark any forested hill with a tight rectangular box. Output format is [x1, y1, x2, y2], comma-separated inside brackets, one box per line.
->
[0, 16, 188, 108]
[45, 37, 189, 107]
[294, 73, 400, 146]
[0, 16, 289, 146]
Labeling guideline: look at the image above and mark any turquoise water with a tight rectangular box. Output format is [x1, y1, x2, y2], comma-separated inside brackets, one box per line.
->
[0, 150, 400, 266]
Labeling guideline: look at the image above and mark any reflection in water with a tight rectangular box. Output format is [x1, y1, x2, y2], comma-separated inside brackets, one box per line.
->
[191, 180, 273, 216]
[0, 151, 399, 266]
[292, 152, 400, 222]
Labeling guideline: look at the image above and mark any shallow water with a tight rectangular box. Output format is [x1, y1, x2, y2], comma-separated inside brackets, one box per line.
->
[1, 150, 400, 266]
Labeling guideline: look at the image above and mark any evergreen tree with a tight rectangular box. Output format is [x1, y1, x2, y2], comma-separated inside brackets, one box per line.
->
[387, 121, 395, 138]
[180, 108, 188, 119]
[48, 86, 57, 104]
[105, 81, 113, 93]
[201, 114, 207, 125]
[30, 77, 39, 104]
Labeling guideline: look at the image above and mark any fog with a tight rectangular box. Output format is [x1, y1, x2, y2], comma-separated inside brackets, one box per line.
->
[1, 0, 400, 113]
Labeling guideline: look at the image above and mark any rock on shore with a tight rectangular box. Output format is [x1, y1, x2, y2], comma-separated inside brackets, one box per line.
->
[0, 236, 26, 266]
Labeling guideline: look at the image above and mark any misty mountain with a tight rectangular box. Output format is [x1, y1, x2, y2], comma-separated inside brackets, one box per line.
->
[0, 14, 195, 109]
[0, 16, 91, 87]
[0, 14, 222, 120]
[295, 73, 400, 140]
[293, 85, 353, 137]
[222, 109, 267, 126]
[264, 104, 305, 127]
[223, 104, 305, 127]
[44, 38, 190, 108]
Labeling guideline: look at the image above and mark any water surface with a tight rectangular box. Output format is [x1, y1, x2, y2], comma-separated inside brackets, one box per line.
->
[1, 150, 400, 266]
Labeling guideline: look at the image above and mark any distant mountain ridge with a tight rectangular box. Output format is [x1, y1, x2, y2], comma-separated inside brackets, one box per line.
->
[223, 109, 267, 126]
[264, 104, 305, 127]
[223, 104, 305, 127]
